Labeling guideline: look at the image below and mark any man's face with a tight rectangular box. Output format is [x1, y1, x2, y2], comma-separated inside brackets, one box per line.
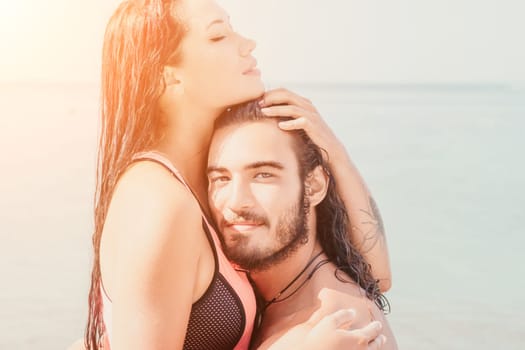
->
[207, 121, 309, 271]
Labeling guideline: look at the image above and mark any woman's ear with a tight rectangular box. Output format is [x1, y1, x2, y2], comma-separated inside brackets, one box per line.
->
[158, 66, 184, 113]
[162, 66, 181, 87]
[305, 165, 329, 207]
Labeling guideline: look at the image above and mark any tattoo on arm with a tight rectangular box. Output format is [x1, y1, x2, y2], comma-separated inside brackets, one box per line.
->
[369, 196, 385, 236]
[354, 196, 385, 253]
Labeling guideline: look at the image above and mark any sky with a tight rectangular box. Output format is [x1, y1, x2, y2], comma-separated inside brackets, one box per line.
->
[0, 0, 524, 84]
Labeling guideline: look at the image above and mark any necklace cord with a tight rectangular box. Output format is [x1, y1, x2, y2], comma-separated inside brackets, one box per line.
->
[263, 251, 330, 311]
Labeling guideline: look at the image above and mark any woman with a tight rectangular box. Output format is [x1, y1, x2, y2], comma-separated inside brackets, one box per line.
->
[84, 0, 391, 349]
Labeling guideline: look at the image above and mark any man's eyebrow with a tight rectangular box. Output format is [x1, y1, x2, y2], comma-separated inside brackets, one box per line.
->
[244, 161, 285, 171]
[207, 161, 285, 174]
[207, 165, 226, 174]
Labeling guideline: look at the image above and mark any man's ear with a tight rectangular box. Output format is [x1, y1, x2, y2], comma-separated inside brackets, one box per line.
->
[305, 165, 329, 207]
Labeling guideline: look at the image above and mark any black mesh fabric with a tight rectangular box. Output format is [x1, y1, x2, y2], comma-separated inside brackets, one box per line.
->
[183, 274, 245, 350]
[129, 153, 248, 349]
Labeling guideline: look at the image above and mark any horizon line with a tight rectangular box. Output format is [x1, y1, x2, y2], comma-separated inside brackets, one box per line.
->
[1, 79, 523, 90]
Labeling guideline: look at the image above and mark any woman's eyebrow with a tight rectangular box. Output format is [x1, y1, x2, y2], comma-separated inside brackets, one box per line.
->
[206, 16, 230, 30]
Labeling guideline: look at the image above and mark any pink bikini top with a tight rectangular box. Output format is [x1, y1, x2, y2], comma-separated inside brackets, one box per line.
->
[101, 151, 256, 349]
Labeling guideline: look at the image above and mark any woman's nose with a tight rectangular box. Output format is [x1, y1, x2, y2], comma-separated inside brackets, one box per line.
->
[239, 36, 256, 57]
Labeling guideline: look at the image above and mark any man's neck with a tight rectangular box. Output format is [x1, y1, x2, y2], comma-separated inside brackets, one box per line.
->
[249, 240, 323, 303]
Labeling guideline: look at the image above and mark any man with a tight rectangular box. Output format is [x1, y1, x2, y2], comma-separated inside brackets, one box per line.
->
[68, 100, 390, 350]
[207, 101, 397, 349]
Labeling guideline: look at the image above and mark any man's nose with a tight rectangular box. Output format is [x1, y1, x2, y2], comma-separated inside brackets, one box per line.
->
[226, 180, 254, 213]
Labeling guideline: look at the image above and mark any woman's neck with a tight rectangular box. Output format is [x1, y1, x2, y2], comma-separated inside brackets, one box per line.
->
[156, 106, 221, 208]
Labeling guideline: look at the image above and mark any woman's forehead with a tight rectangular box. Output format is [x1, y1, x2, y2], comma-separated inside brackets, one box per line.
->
[175, 0, 229, 33]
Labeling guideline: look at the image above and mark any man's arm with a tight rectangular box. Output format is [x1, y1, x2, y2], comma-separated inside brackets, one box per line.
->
[259, 309, 386, 350]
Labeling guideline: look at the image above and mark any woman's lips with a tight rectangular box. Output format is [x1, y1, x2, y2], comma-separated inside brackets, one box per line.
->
[243, 67, 261, 76]
[243, 59, 260, 75]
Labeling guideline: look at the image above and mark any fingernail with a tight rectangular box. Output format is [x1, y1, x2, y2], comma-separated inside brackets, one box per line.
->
[258, 99, 265, 106]
[278, 121, 290, 129]
[373, 321, 382, 330]
[261, 107, 269, 114]
[380, 335, 387, 344]
[346, 309, 356, 317]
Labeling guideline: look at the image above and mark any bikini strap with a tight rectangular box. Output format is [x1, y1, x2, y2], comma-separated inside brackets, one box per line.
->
[131, 151, 220, 243]
[132, 151, 189, 188]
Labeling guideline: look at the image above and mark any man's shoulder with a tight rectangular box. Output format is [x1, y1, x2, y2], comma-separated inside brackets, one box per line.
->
[314, 286, 376, 325]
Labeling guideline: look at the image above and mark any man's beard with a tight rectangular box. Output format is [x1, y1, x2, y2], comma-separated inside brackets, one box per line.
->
[221, 190, 310, 272]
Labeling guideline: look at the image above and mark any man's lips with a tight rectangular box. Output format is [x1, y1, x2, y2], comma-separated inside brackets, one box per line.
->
[224, 221, 264, 233]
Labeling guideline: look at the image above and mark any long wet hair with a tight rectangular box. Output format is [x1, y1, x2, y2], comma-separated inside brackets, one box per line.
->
[85, 1, 185, 348]
[215, 101, 389, 312]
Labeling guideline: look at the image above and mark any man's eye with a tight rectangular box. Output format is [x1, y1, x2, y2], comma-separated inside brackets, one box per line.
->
[210, 176, 229, 183]
[255, 172, 273, 179]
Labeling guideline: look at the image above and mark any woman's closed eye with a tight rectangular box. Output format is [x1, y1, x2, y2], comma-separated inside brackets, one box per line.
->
[210, 35, 226, 42]
[210, 21, 235, 41]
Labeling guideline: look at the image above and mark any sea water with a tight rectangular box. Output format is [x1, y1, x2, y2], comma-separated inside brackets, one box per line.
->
[1, 82, 523, 349]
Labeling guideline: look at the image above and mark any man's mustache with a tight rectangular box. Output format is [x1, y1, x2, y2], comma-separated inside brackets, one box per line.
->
[222, 210, 270, 227]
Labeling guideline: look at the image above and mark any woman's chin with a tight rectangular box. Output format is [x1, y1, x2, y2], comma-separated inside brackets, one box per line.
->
[234, 84, 266, 104]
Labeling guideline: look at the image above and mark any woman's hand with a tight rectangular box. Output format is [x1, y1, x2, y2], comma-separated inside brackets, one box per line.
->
[263, 309, 387, 350]
[305, 309, 387, 350]
[259, 87, 392, 292]
[259, 88, 345, 163]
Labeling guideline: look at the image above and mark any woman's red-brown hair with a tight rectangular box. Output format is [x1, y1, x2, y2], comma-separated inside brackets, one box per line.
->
[85, 1, 184, 348]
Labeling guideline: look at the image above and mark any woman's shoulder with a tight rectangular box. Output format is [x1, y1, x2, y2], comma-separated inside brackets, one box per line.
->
[117, 159, 195, 207]
[107, 159, 203, 244]
[100, 159, 210, 308]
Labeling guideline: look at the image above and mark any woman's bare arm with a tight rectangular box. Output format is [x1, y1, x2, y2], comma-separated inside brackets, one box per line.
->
[260, 88, 391, 291]
[262, 309, 387, 350]
[326, 143, 391, 291]
[104, 162, 204, 349]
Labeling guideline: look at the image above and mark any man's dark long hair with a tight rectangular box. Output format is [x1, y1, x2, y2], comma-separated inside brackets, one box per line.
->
[215, 101, 389, 312]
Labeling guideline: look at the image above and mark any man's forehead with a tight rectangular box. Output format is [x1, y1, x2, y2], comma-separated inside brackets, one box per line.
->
[209, 121, 297, 168]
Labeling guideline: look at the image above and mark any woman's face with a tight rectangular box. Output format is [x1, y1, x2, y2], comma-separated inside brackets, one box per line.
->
[174, 0, 265, 109]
